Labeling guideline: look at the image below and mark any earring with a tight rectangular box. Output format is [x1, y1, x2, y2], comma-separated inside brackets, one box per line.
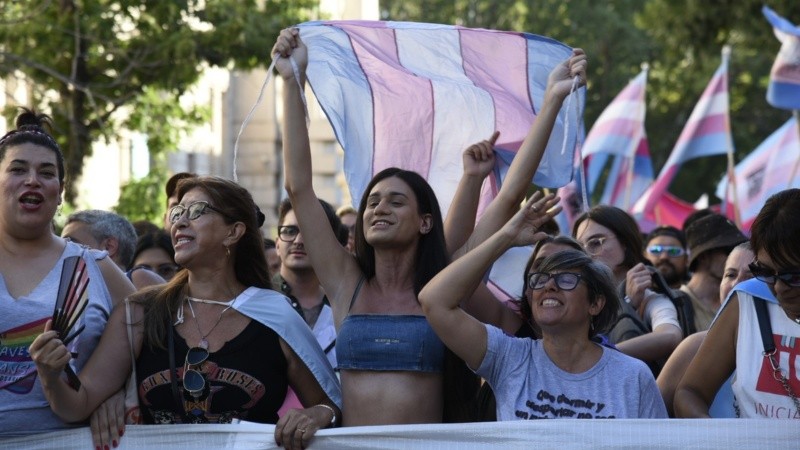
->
[225, 246, 231, 258]
[589, 317, 595, 332]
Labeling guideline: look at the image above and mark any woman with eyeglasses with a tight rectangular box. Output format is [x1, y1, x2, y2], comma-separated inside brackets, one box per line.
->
[420, 197, 667, 419]
[573, 206, 683, 374]
[0, 110, 135, 444]
[676, 189, 800, 418]
[31, 176, 341, 449]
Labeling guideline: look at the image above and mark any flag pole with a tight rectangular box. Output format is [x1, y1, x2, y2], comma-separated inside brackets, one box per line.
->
[623, 63, 649, 211]
[720, 46, 742, 227]
[789, 109, 800, 187]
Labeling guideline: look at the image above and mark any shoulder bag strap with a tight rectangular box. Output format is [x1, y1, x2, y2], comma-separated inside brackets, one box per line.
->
[752, 297, 775, 353]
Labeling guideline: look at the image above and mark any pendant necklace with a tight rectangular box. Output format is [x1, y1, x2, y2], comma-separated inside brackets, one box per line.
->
[185, 298, 233, 350]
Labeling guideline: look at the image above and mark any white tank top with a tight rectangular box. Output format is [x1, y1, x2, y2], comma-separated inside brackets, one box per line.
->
[733, 291, 800, 419]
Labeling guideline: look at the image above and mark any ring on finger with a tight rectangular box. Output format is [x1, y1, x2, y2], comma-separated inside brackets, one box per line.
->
[298, 428, 307, 434]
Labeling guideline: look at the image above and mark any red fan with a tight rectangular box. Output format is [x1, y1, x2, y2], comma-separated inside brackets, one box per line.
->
[51, 256, 90, 391]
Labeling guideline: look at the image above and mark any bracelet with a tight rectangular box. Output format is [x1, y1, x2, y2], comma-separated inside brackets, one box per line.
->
[315, 403, 337, 428]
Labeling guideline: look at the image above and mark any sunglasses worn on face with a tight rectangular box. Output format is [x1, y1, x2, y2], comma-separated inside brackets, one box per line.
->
[277, 225, 300, 242]
[169, 201, 231, 225]
[183, 347, 209, 400]
[647, 245, 686, 257]
[748, 262, 800, 288]
[527, 272, 583, 291]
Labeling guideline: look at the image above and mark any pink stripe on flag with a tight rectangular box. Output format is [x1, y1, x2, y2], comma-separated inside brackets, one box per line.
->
[460, 30, 533, 145]
[340, 24, 434, 178]
[674, 114, 728, 146]
[588, 118, 647, 138]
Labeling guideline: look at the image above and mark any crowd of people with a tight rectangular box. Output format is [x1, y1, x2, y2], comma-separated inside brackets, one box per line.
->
[1, 26, 797, 450]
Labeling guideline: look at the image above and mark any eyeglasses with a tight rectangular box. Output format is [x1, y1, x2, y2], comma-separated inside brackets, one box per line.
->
[277, 225, 300, 242]
[748, 262, 800, 288]
[582, 236, 614, 256]
[183, 347, 209, 400]
[647, 245, 686, 258]
[527, 272, 583, 291]
[133, 263, 180, 280]
[168, 201, 231, 225]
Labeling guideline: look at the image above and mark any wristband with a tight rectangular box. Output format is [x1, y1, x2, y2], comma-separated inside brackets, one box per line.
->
[315, 403, 337, 428]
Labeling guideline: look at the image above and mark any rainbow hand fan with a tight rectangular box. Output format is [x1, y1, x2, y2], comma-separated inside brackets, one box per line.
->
[51, 255, 90, 391]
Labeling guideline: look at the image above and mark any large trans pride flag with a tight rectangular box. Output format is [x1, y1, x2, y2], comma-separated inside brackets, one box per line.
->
[297, 21, 585, 219]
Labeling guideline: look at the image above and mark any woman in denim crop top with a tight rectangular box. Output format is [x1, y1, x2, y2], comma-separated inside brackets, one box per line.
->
[273, 28, 588, 425]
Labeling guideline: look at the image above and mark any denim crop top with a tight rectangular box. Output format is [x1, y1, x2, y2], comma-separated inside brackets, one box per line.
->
[335, 278, 445, 373]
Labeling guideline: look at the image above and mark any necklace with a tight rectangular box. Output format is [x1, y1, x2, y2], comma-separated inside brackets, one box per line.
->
[185, 298, 233, 349]
[187, 296, 239, 307]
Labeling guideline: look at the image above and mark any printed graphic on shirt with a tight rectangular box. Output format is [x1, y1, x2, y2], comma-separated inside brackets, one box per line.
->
[753, 333, 800, 418]
[139, 360, 266, 423]
[0, 318, 48, 394]
[516, 389, 613, 419]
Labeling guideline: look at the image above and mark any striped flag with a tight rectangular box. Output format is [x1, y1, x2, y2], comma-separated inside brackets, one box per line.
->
[298, 20, 585, 219]
[582, 68, 653, 210]
[716, 117, 800, 232]
[763, 6, 800, 110]
[632, 50, 733, 231]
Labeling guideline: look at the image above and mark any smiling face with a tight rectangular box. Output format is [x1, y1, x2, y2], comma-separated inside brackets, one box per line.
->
[362, 176, 430, 248]
[0, 143, 63, 237]
[170, 187, 234, 270]
[528, 268, 603, 334]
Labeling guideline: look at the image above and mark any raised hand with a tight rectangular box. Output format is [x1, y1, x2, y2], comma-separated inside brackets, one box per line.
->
[272, 28, 307, 81]
[462, 131, 499, 179]
[500, 191, 562, 248]
[547, 48, 588, 100]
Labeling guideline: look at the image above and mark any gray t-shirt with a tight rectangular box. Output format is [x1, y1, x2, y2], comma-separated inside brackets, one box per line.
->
[476, 325, 667, 420]
[0, 243, 113, 436]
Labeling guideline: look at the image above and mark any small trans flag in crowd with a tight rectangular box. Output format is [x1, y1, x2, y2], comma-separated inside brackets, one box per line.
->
[298, 20, 585, 219]
[763, 6, 800, 111]
[582, 68, 653, 211]
[633, 48, 733, 231]
[716, 117, 800, 232]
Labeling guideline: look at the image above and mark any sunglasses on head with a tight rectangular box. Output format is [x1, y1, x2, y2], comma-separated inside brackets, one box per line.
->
[647, 245, 686, 257]
[748, 262, 800, 288]
[527, 272, 583, 291]
[169, 201, 231, 225]
[183, 347, 209, 400]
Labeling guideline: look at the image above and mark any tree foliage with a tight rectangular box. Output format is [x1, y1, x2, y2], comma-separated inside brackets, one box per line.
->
[0, 0, 316, 202]
[381, 0, 800, 202]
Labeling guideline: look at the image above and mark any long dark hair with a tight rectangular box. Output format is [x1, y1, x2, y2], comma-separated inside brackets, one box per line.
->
[354, 168, 449, 295]
[572, 205, 645, 271]
[134, 176, 270, 349]
[0, 108, 65, 187]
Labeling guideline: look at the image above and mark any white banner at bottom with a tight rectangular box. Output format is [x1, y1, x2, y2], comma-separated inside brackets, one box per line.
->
[0, 420, 796, 450]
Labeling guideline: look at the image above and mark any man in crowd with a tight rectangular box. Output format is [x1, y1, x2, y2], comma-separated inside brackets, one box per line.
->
[62, 210, 165, 289]
[680, 214, 747, 331]
[644, 226, 689, 289]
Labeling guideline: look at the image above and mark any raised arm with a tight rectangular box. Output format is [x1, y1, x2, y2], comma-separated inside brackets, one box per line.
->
[420, 193, 560, 369]
[454, 49, 587, 259]
[30, 300, 143, 423]
[444, 131, 498, 256]
[273, 29, 362, 310]
[674, 295, 738, 417]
